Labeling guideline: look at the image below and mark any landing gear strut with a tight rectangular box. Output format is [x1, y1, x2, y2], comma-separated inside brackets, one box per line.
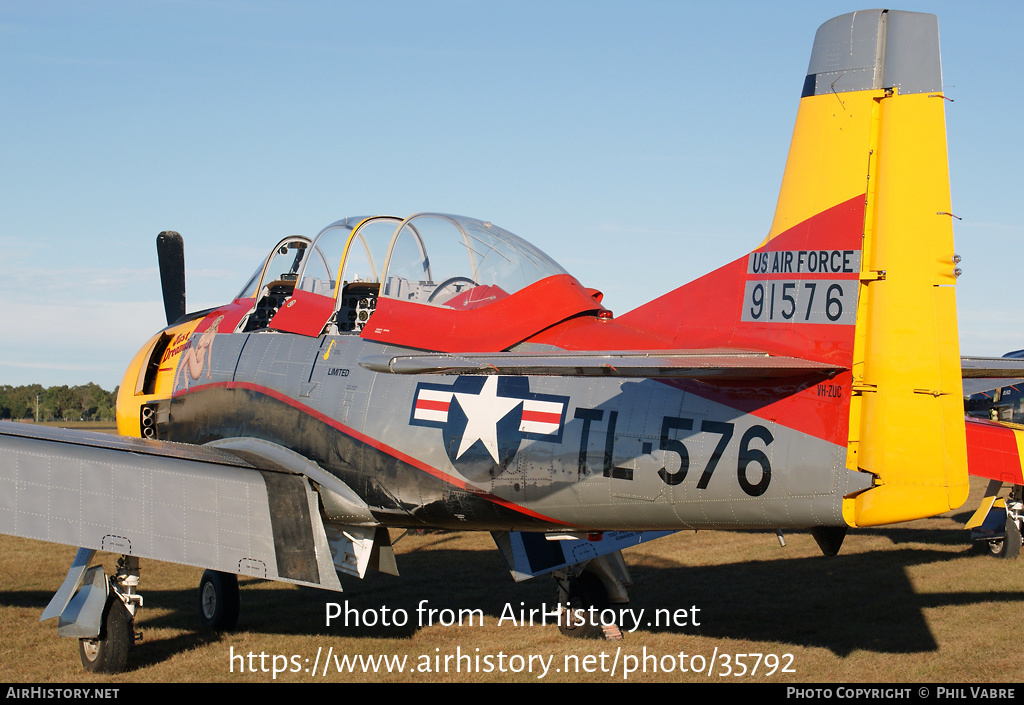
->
[39, 552, 144, 674]
[998, 485, 1023, 559]
[553, 552, 631, 640]
[970, 482, 1023, 559]
[45, 551, 247, 672]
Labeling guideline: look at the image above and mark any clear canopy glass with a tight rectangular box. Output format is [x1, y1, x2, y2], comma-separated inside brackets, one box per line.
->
[234, 236, 313, 299]
[233, 214, 571, 336]
[380, 213, 567, 309]
[293, 216, 404, 299]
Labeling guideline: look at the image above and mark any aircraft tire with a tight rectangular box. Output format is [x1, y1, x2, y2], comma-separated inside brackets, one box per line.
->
[79, 596, 132, 673]
[986, 515, 1022, 559]
[199, 570, 240, 631]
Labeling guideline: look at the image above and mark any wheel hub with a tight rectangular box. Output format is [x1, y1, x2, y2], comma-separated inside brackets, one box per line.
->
[201, 583, 218, 620]
[80, 639, 99, 662]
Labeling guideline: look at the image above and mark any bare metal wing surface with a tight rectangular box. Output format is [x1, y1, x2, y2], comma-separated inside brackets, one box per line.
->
[0, 420, 342, 591]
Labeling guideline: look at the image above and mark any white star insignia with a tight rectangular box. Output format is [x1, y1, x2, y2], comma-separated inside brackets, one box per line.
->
[453, 376, 522, 463]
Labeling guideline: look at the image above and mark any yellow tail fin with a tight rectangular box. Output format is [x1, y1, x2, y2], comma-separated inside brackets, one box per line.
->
[774, 10, 967, 526]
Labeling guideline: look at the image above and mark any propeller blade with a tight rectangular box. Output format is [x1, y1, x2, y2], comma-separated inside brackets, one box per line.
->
[156, 231, 186, 326]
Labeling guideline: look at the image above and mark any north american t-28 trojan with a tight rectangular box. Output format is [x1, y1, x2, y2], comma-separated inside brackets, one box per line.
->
[2, 8, 1020, 673]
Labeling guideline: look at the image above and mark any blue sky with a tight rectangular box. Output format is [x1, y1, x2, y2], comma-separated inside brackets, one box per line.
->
[1, 1, 1022, 390]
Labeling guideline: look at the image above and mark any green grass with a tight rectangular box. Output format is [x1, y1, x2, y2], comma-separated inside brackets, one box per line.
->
[1, 474, 1021, 683]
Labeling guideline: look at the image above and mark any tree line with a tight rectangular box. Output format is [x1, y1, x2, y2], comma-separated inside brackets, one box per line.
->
[0, 383, 118, 422]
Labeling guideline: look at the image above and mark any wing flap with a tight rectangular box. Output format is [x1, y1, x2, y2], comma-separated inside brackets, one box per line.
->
[359, 348, 845, 379]
[0, 421, 341, 591]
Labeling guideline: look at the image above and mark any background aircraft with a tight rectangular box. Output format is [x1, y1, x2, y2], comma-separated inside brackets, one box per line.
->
[1, 8, 1020, 674]
[961, 351, 1024, 558]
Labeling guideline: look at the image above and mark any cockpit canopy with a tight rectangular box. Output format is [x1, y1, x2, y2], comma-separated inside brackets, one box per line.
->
[380, 214, 569, 309]
[225, 213, 602, 351]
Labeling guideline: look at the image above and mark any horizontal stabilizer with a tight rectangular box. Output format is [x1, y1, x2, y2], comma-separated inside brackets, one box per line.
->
[359, 349, 845, 379]
[961, 357, 1024, 378]
[962, 378, 1024, 397]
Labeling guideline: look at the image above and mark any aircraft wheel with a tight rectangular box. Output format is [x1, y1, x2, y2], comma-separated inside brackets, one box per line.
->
[557, 572, 608, 639]
[199, 570, 240, 630]
[79, 596, 132, 673]
[988, 516, 1022, 559]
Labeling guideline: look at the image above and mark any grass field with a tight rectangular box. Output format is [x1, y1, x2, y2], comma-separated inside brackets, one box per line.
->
[1, 473, 1021, 683]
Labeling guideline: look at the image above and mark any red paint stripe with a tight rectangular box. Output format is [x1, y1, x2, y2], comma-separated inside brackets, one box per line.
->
[179, 381, 573, 526]
[521, 410, 561, 424]
[965, 418, 1024, 484]
[415, 399, 450, 412]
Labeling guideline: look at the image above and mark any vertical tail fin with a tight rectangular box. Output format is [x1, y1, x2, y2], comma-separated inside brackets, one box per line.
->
[619, 9, 968, 525]
[831, 10, 968, 525]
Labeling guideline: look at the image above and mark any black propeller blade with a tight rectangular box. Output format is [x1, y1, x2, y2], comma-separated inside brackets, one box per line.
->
[156, 231, 186, 326]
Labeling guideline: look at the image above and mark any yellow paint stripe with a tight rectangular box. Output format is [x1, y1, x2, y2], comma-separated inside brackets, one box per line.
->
[762, 91, 883, 246]
[965, 496, 999, 530]
[1008, 424, 1024, 481]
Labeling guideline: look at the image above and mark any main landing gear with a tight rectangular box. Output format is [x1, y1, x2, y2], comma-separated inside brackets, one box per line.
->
[553, 552, 631, 641]
[44, 551, 246, 672]
[970, 482, 1023, 560]
[985, 510, 1022, 559]
[79, 594, 134, 673]
[57, 554, 143, 673]
[198, 570, 241, 631]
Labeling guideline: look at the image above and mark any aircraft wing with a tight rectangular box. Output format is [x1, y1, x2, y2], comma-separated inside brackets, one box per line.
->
[963, 378, 1024, 397]
[0, 421, 343, 591]
[358, 348, 845, 379]
[961, 356, 1024, 379]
